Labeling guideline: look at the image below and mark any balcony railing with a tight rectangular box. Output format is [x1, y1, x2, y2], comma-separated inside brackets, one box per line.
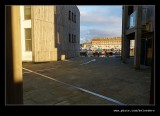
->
[127, 11, 136, 29]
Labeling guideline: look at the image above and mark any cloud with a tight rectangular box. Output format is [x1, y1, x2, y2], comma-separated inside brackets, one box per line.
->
[81, 15, 122, 28]
[80, 28, 121, 42]
[80, 6, 122, 28]
[77, 6, 122, 43]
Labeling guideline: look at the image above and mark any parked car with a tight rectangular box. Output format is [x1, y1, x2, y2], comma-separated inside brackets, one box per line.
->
[80, 51, 87, 57]
[99, 51, 106, 57]
[80, 49, 87, 57]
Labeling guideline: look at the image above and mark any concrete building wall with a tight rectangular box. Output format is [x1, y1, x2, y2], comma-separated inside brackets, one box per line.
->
[122, 5, 154, 67]
[20, 5, 80, 62]
[31, 6, 56, 62]
[54, 5, 80, 59]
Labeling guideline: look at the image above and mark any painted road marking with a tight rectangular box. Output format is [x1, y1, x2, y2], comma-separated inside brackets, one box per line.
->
[63, 60, 73, 62]
[23, 67, 126, 105]
[80, 59, 96, 65]
[23, 67, 57, 74]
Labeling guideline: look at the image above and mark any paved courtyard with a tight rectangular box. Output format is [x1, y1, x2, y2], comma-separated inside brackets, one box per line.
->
[22, 57, 151, 105]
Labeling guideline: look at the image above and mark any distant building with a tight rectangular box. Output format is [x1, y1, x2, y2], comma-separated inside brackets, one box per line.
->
[91, 37, 122, 51]
[122, 5, 154, 68]
[20, 5, 80, 62]
[82, 42, 92, 50]
[130, 40, 135, 56]
[130, 40, 135, 49]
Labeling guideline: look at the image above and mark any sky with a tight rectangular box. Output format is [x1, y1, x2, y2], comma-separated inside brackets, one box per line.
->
[77, 5, 122, 44]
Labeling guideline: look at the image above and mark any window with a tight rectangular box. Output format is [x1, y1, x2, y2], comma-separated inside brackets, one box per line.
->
[74, 14, 76, 23]
[72, 12, 74, 21]
[69, 33, 71, 43]
[69, 11, 71, 20]
[57, 32, 60, 44]
[25, 28, 32, 51]
[72, 34, 74, 43]
[74, 35, 76, 43]
[128, 11, 136, 29]
[24, 6, 31, 20]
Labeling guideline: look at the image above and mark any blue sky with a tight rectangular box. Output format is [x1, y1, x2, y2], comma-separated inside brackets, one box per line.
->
[77, 5, 122, 43]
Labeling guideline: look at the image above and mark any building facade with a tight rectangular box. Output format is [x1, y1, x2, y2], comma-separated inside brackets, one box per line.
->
[20, 5, 80, 62]
[91, 37, 122, 51]
[121, 5, 154, 68]
[82, 42, 92, 50]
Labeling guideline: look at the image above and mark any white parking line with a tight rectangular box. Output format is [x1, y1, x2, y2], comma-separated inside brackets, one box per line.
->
[80, 59, 96, 65]
[22, 67, 126, 105]
[23, 67, 57, 74]
[63, 60, 73, 62]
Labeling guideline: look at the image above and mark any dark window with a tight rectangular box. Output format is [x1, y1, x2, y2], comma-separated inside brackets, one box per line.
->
[24, 6, 31, 20]
[128, 6, 134, 15]
[25, 28, 32, 51]
[73, 35, 75, 43]
[69, 33, 71, 43]
[74, 35, 76, 43]
[72, 12, 74, 21]
[74, 14, 76, 23]
[72, 34, 74, 43]
[69, 11, 71, 20]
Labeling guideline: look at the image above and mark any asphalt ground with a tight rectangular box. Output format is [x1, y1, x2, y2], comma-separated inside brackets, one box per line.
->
[22, 57, 151, 105]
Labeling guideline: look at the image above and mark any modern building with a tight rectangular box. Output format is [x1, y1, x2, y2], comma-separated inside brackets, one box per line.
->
[91, 37, 122, 51]
[121, 5, 155, 68]
[20, 5, 80, 62]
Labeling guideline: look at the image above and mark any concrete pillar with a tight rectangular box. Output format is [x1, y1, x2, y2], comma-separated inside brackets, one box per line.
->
[134, 6, 142, 69]
[122, 6, 129, 63]
[6, 6, 23, 104]
[126, 39, 130, 58]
